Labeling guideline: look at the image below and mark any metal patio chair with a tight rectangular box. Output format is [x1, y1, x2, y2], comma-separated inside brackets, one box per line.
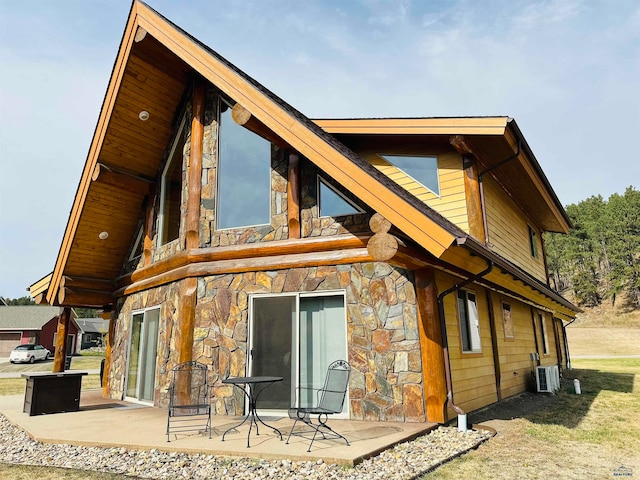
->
[286, 359, 351, 452]
[166, 361, 212, 442]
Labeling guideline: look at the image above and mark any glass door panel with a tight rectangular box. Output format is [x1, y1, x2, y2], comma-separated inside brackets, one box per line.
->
[299, 296, 346, 407]
[251, 296, 295, 409]
[126, 313, 143, 398]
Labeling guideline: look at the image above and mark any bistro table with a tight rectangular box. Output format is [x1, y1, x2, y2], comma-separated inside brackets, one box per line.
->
[221, 376, 283, 448]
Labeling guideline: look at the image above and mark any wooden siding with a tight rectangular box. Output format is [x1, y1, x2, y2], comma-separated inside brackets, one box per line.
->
[368, 153, 469, 233]
[484, 176, 546, 282]
[436, 272, 498, 416]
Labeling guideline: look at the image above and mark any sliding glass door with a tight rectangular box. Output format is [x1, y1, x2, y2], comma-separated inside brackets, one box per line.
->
[126, 308, 159, 403]
[250, 293, 348, 415]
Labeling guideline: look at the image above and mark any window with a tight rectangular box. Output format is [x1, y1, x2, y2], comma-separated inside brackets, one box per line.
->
[129, 225, 144, 261]
[458, 290, 481, 352]
[528, 225, 538, 258]
[538, 312, 549, 355]
[380, 154, 440, 196]
[502, 303, 514, 339]
[217, 100, 271, 229]
[126, 308, 160, 403]
[159, 117, 186, 245]
[318, 177, 363, 217]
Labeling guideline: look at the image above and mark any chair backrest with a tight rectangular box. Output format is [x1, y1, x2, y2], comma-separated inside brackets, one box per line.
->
[169, 361, 209, 407]
[317, 360, 350, 414]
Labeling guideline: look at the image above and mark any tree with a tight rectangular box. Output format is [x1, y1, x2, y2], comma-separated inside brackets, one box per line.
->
[1, 296, 36, 306]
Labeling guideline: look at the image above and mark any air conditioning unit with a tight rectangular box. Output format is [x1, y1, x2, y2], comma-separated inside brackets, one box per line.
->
[536, 366, 560, 393]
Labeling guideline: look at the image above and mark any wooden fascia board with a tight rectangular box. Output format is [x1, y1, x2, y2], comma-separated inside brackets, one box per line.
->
[46, 3, 141, 304]
[29, 272, 53, 298]
[313, 117, 509, 135]
[135, 3, 455, 256]
[504, 124, 571, 233]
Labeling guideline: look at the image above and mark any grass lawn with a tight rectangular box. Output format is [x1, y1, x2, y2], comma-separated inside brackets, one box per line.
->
[426, 357, 640, 479]
[0, 355, 103, 374]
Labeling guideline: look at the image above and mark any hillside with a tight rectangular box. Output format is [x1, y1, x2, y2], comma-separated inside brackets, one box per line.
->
[566, 303, 640, 357]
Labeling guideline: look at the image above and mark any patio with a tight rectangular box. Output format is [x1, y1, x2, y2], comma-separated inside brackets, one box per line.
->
[0, 389, 436, 466]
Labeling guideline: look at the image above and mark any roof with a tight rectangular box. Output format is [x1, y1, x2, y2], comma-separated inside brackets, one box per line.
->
[31, 1, 577, 318]
[76, 318, 108, 334]
[0, 306, 61, 330]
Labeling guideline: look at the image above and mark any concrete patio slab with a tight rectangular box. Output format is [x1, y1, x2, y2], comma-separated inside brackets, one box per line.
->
[0, 389, 436, 466]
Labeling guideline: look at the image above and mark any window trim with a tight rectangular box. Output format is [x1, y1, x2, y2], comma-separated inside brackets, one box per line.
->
[528, 225, 539, 258]
[457, 289, 482, 354]
[502, 302, 514, 340]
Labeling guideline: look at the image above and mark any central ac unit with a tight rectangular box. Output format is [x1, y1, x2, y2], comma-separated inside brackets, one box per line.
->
[536, 366, 560, 393]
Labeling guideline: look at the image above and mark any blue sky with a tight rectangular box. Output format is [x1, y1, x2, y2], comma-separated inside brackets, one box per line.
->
[0, 0, 638, 299]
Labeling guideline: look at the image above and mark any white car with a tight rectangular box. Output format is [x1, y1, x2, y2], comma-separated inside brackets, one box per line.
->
[9, 344, 51, 364]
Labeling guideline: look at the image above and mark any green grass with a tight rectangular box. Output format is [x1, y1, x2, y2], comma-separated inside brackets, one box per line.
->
[0, 376, 102, 396]
[427, 357, 640, 479]
[0, 356, 103, 374]
[0, 463, 136, 479]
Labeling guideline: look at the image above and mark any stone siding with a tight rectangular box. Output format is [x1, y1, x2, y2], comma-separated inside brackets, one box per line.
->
[195, 262, 425, 422]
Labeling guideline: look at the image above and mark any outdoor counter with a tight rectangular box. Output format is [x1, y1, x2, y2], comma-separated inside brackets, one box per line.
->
[21, 371, 88, 416]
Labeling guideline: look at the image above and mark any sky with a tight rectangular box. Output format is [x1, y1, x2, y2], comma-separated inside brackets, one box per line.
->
[0, 0, 638, 299]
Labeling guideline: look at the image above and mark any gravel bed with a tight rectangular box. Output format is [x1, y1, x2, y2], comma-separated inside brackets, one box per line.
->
[0, 415, 491, 479]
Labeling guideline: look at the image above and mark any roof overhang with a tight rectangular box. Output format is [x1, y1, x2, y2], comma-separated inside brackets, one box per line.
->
[314, 117, 571, 234]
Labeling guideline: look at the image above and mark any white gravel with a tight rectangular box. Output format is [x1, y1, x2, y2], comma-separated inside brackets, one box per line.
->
[0, 415, 491, 479]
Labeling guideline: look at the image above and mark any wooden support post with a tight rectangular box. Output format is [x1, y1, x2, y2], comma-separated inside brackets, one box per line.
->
[103, 311, 117, 397]
[415, 269, 448, 423]
[287, 153, 301, 239]
[186, 78, 205, 250]
[143, 186, 156, 267]
[178, 278, 198, 365]
[486, 290, 502, 401]
[52, 308, 71, 373]
[450, 135, 486, 243]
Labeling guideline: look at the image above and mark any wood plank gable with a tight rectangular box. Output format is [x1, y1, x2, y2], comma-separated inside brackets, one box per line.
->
[45, 0, 459, 305]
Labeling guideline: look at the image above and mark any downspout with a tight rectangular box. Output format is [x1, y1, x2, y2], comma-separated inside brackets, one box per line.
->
[562, 317, 578, 370]
[478, 139, 521, 244]
[437, 260, 493, 430]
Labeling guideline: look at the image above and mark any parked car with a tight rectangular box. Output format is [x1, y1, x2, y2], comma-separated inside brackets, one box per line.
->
[9, 344, 51, 364]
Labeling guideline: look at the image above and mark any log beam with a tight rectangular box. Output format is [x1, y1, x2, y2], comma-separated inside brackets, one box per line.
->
[366, 213, 398, 261]
[91, 162, 154, 193]
[52, 307, 71, 373]
[416, 268, 448, 423]
[60, 276, 114, 291]
[231, 103, 289, 148]
[287, 153, 301, 239]
[186, 78, 205, 250]
[58, 287, 114, 308]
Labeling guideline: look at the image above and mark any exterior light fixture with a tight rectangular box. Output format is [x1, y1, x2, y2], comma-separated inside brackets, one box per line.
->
[138, 110, 150, 121]
[98, 231, 109, 240]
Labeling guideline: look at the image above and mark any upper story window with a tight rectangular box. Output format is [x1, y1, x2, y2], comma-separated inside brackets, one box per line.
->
[159, 116, 186, 245]
[129, 225, 144, 261]
[457, 290, 481, 353]
[217, 100, 271, 230]
[528, 225, 539, 258]
[318, 177, 363, 217]
[380, 154, 440, 196]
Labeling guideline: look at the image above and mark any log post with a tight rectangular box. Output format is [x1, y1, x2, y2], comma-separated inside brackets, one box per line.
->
[415, 268, 448, 423]
[450, 135, 486, 243]
[178, 278, 197, 365]
[143, 186, 156, 267]
[52, 307, 72, 373]
[287, 153, 301, 239]
[186, 77, 205, 250]
[103, 311, 116, 396]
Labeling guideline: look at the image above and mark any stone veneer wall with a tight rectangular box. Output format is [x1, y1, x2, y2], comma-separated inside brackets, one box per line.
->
[194, 262, 425, 422]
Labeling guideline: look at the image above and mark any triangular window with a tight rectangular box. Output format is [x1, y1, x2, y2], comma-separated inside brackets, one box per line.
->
[318, 177, 363, 217]
[380, 154, 440, 196]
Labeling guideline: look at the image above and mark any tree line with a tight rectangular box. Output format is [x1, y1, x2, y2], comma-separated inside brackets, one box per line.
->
[544, 186, 640, 308]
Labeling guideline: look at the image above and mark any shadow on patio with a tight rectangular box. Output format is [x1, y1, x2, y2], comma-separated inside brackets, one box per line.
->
[0, 389, 436, 466]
